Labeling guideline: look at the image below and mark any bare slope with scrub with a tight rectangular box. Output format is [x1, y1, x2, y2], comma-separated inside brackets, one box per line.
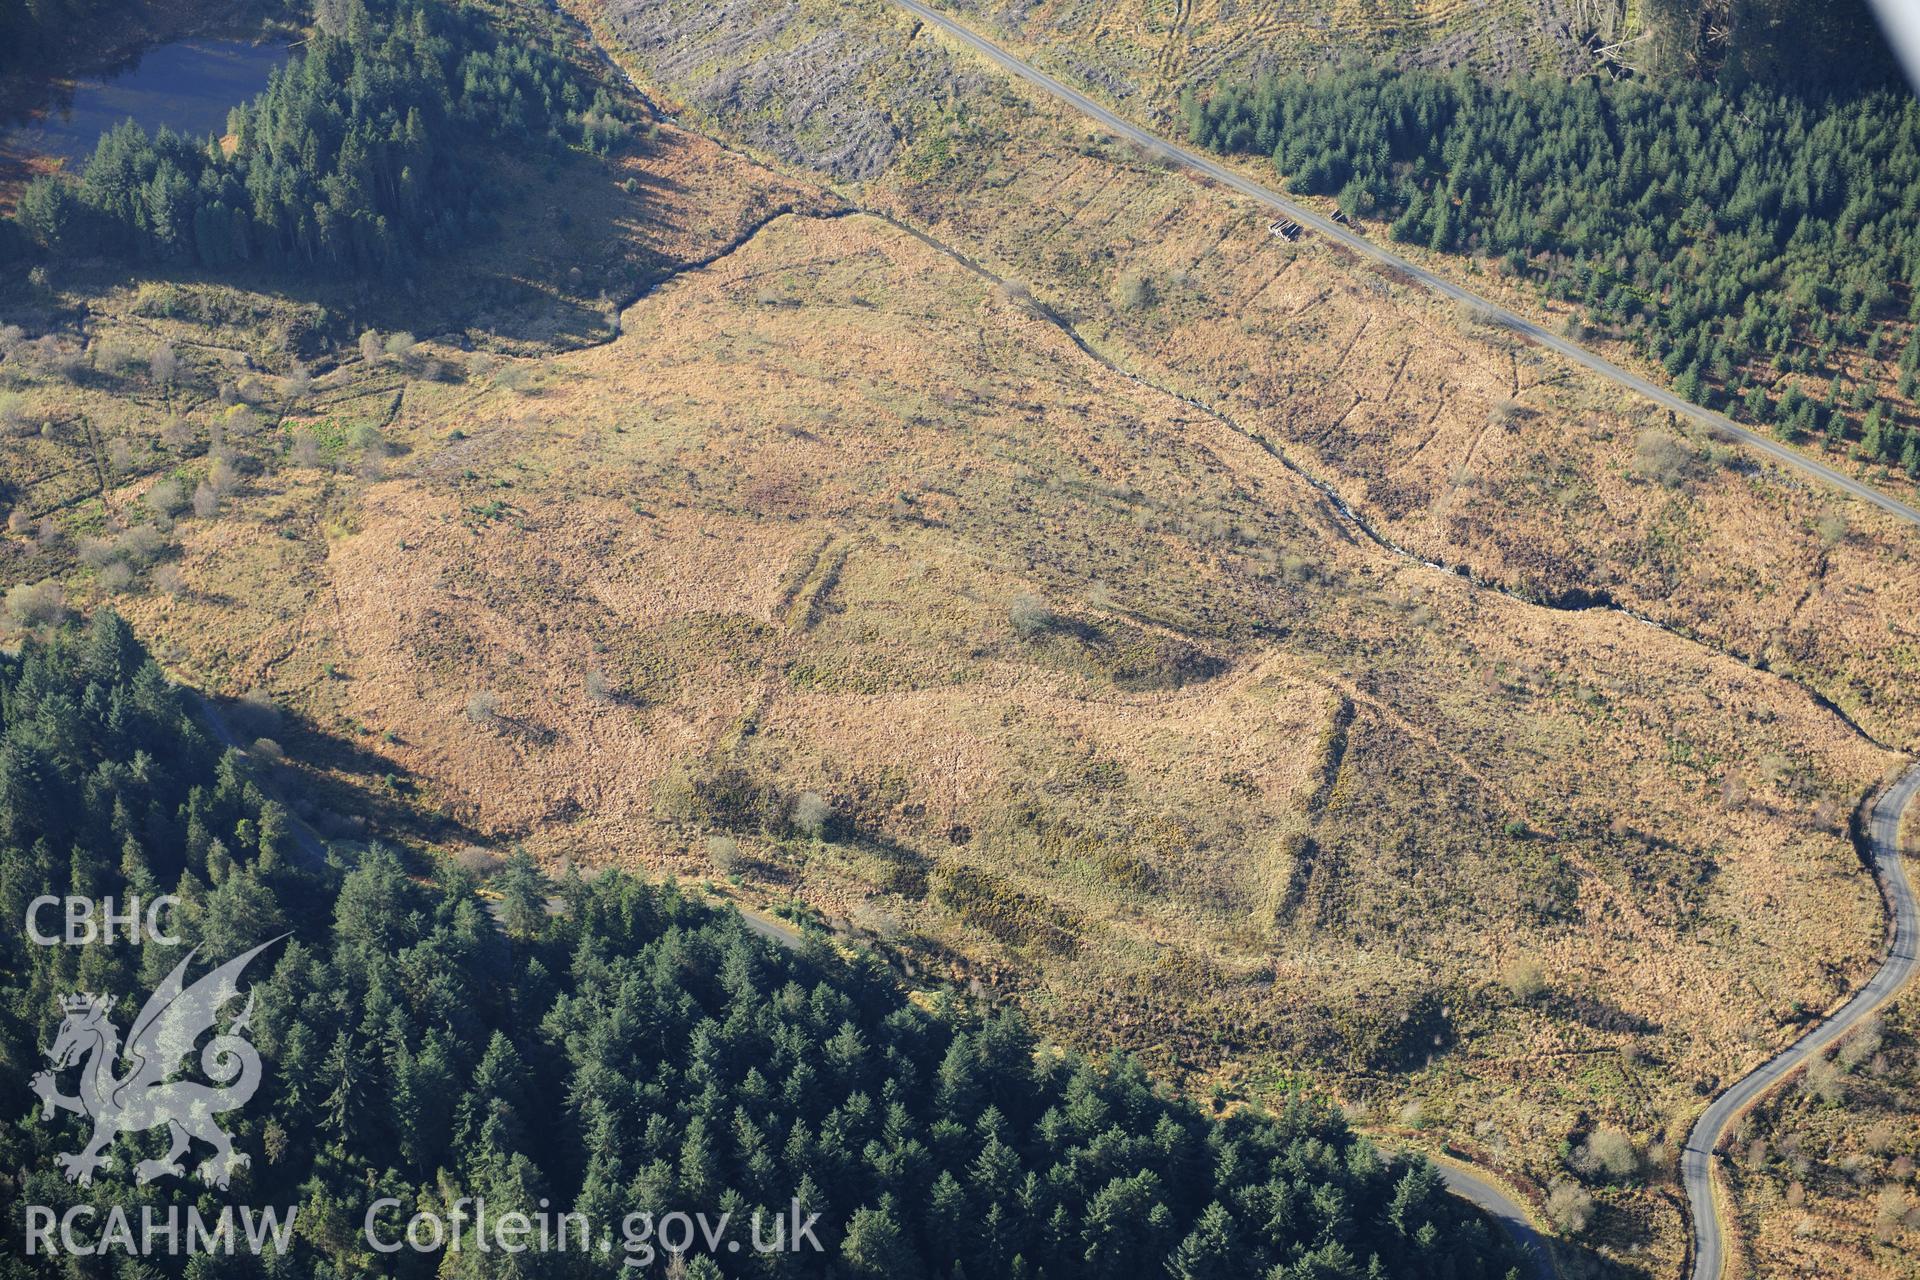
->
[1725, 992, 1920, 1279]
[909, 0, 1594, 123]
[20, 185, 1895, 1272]
[887, 0, 1920, 469]
[4, 2, 1919, 1273]
[583, 0, 1920, 753]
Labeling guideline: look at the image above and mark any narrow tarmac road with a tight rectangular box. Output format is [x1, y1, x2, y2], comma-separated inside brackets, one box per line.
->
[876, 7, 1920, 1270]
[1682, 763, 1920, 1279]
[1429, 1158, 1556, 1280]
[194, 10, 1920, 1270]
[887, 0, 1920, 528]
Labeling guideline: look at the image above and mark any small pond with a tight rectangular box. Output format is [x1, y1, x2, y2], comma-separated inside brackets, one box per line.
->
[3, 38, 291, 170]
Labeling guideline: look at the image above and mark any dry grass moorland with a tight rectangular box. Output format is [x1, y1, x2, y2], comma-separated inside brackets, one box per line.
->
[3, 0, 1919, 1275]
[1723, 991, 1920, 1278]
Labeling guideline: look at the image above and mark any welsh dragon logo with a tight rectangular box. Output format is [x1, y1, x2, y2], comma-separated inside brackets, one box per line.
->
[30, 937, 285, 1189]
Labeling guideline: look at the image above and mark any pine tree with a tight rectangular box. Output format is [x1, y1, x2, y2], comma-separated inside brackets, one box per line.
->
[1168, 1201, 1238, 1280]
[320, 1029, 368, 1143]
[842, 1196, 919, 1280]
[497, 849, 550, 938]
[81, 610, 142, 685]
[1861, 402, 1888, 459]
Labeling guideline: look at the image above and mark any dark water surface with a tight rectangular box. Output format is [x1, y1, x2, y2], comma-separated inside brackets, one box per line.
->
[4, 39, 289, 167]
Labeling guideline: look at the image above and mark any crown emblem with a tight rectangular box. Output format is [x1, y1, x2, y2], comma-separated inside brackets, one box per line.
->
[34, 938, 284, 1191]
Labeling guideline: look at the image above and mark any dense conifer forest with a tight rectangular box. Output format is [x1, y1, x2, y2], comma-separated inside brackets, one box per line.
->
[0, 615, 1522, 1278]
[4, 0, 627, 274]
[1185, 69, 1920, 471]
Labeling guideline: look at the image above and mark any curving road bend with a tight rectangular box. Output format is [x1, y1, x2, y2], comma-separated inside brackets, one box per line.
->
[1682, 763, 1920, 1279]
[1429, 1158, 1556, 1280]
[887, 0, 1920, 528]
[876, 6, 1920, 1270]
